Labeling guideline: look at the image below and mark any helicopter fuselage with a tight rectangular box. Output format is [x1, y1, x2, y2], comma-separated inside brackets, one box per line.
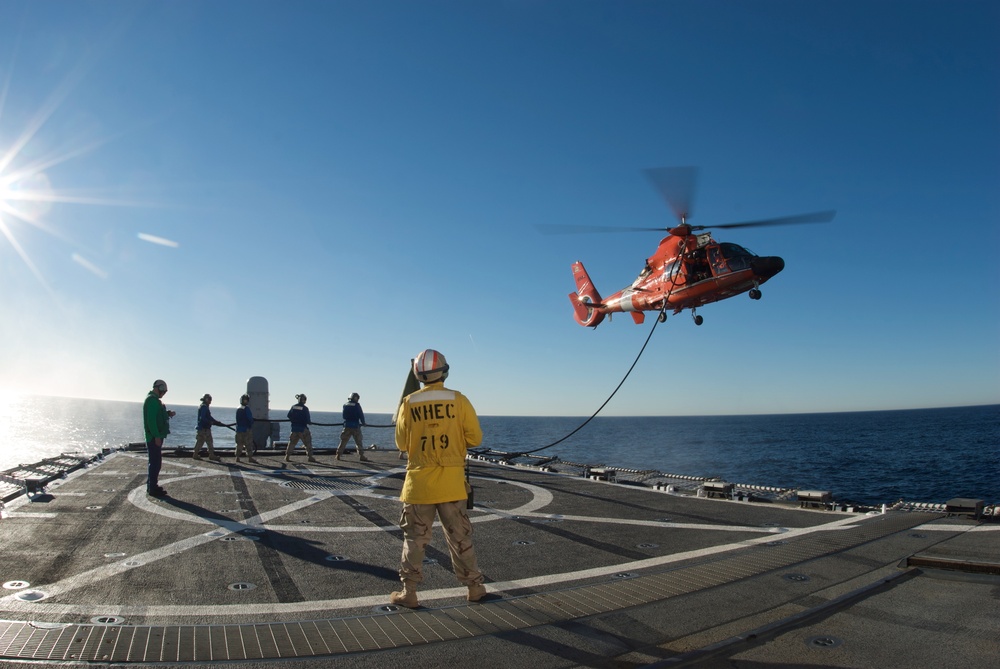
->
[569, 232, 784, 327]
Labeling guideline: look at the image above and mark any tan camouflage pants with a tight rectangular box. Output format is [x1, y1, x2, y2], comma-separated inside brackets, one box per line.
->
[398, 501, 483, 586]
[336, 427, 364, 457]
[234, 431, 254, 458]
[194, 429, 216, 457]
[285, 430, 314, 457]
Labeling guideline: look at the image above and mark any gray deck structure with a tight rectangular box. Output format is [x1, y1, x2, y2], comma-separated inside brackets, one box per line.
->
[0, 450, 996, 668]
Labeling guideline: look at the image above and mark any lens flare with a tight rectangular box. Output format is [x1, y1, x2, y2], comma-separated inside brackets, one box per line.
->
[0, 46, 173, 292]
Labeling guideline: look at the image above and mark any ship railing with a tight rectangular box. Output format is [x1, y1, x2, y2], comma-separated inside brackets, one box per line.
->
[0, 452, 102, 503]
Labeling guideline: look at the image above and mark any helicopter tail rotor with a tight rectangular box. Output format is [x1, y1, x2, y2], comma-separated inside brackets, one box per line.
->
[569, 261, 605, 327]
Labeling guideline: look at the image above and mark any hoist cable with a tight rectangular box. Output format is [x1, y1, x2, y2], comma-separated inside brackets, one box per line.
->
[486, 254, 688, 460]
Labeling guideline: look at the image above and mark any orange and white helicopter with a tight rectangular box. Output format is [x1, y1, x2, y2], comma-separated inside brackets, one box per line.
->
[550, 167, 835, 327]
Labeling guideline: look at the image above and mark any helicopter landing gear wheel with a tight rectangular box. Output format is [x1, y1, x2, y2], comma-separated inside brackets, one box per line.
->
[658, 311, 667, 323]
[749, 288, 762, 300]
[691, 310, 703, 326]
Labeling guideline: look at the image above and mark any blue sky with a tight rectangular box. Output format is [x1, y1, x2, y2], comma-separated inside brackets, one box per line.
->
[0, 0, 997, 416]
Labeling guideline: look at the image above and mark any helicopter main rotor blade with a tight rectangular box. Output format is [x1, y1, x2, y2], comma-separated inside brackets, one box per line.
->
[534, 224, 665, 235]
[644, 166, 699, 223]
[701, 210, 837, 230]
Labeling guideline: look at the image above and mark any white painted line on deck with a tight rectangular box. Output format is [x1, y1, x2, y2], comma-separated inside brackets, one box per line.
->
[0, 513, 865, 618]
[913, 523, 1000, 532]
[504, 511, 780, 533]
[0, 488, 337, 610]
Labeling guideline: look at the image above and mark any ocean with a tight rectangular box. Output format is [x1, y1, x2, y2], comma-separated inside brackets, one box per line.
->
[1, 395, 996, 506]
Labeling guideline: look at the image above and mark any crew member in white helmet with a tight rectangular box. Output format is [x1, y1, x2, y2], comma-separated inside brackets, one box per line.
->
[390, 349, 487, 608]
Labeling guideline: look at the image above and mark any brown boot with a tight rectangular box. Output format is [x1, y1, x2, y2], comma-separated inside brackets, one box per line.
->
[389, 584, 418, 609]
[467, 583, 487, 602]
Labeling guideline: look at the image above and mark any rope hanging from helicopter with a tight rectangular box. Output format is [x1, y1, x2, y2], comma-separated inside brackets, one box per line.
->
[481, 264, 684, 461]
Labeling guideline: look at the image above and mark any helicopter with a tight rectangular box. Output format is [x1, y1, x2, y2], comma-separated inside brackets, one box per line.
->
[552, 167, 835, 327]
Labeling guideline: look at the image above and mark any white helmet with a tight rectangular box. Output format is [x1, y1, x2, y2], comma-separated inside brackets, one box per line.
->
[413, 349, 449, 383]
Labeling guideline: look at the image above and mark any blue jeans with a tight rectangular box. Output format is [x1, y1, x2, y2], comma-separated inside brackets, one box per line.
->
[147, 439, 163, 492]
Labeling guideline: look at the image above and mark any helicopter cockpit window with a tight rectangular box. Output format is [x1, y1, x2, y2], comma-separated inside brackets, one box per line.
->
[719, 243, 755, 259]
[719, 243, 755, 272]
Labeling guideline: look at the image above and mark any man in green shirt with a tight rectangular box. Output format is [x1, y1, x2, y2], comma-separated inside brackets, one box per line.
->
[143, 379, 175, 496]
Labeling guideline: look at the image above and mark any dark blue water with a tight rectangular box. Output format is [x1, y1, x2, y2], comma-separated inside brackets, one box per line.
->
[480, 405, 1000, 505]
[2, 396, 996, 506]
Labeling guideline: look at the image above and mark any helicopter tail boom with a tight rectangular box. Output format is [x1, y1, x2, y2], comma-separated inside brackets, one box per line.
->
[569, 261, 605, 327]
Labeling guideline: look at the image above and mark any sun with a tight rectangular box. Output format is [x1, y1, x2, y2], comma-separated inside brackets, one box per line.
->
[0, 88, 173, 287]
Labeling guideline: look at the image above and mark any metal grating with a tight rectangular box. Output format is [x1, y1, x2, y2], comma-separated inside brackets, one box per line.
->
[0, 512, 933, 663]
[280, 478, 372, 492]
[906, 554, 1000, 575]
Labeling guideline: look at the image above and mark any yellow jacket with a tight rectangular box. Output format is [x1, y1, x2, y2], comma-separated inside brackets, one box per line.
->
[395, 382, 482, 504]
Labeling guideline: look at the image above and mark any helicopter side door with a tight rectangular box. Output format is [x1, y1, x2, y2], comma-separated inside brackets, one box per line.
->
[707, 244, 729, 276]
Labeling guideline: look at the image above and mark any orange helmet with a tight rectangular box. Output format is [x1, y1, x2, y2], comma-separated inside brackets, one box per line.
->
[413, 349, 449, 383]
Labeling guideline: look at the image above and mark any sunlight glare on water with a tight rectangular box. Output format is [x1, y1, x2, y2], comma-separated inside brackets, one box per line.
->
[0, 392, 17, 458]
[0, 393, 43, 470]
[0, 395, 140, 472]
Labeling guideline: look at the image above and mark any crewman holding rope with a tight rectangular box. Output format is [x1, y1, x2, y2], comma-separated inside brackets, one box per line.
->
[193, 394, 224, 461]
[285, 393, 317, 462]
[234, 394, 258, 464]
[336, 392, 370, 462]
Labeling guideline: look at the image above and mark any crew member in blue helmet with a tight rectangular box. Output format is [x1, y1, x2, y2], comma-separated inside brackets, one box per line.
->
[234, 394, 258, 464]
[336, 392, 370, 462]
[193, 394, 224, 461]
[285, 394, 316, 462]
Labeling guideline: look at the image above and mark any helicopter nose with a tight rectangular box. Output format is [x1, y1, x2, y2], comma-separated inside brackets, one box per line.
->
[751, 256, 784, 279]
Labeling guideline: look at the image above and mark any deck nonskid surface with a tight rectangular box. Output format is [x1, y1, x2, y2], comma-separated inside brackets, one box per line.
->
[1, 450, 992, 668]
[0, 451, 836, 624]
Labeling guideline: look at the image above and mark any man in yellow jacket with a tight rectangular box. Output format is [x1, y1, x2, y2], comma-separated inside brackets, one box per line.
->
[390, 349, 487, 608]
